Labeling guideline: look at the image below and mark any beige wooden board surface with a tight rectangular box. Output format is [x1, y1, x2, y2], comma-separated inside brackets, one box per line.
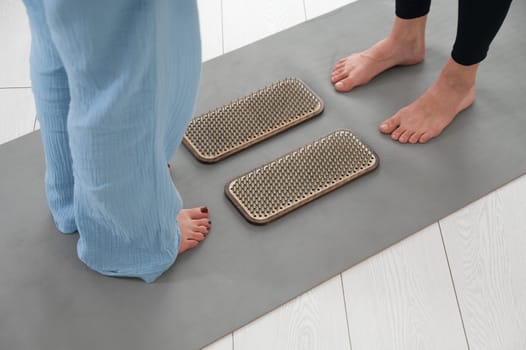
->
[198, 0, 224, 61]
[202, 334, 233, 350]
[440, 175, 526, 350]
[0, 88, 35, 145]
[233, 275, 351, 350]
[222, 0, 305, 53]
[342, 224, 469, 350]
[303, 0, 357, 19]
[0, 0, 31, 87]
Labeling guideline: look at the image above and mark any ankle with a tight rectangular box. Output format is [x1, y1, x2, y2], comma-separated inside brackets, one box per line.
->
[387, 17, 426, 59]
[440, 58, 478, 90]
[390, 16, 426, 41]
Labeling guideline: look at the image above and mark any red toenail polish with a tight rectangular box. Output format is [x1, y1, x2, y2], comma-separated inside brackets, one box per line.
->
[201, 207, 208, 213]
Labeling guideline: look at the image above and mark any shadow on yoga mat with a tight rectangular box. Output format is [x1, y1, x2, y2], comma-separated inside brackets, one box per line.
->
[1, 0, 525, 349]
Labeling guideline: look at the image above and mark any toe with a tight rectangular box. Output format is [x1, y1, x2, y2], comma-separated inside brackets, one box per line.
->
[187, 206, 209, 219]
[334, 76, 357, 92]
[191, 232, 206, 241]
[331, 67, 345, 76]
[196, 218, 211, 228]
[187, 239, 200, 248]
[193, 225, 209, 235]
[409, 131, 423, 144]
[331, 70, 348, 84]
[419, 133, 432, 143]
[336, 57, 348, 66]
[398, 130, 414, 144]
[179, 239, 199, 253]
[419, 122, 444, 143]
[335, 62, 348, 71]
[379, 114, 401, 134]
[333, 62, 346, 72]
[391, 126, 405, 141]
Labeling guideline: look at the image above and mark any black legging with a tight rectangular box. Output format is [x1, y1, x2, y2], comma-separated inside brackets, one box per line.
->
[395, 0, 513, 65]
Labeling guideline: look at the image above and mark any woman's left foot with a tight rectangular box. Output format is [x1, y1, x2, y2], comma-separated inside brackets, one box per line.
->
[379, 58, 478, 144]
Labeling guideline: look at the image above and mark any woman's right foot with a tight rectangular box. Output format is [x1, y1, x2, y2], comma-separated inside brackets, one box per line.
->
[177, 206, 211, 253]
[331, 16, 427, 92]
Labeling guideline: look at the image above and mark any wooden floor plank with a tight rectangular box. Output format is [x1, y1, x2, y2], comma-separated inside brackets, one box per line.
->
[0, 0, 31, 87]
[202, 334, 233, 350]
[440, 175, 526, 350]
[233, 275, 351, 350]
[342, 224, 468, 350]
[198, 0, 224, 61]
[222, 0, 306, 53]
[303, 0, 357, 19]
[0, 88, 36, 145]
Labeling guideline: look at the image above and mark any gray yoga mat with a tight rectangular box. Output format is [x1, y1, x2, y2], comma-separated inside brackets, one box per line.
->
[1, 0, 525, 349]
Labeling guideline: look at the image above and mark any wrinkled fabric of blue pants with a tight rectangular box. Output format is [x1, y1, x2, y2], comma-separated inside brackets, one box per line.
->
[23, 0, 202, 283]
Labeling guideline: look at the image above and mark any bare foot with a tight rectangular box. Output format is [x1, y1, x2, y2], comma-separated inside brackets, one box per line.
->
[379, 58, 478, 144]
[331, 17, 426, 92]
[177, 206, 211, 253]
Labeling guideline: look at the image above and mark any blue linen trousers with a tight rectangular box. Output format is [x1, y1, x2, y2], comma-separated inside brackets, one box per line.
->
[23, 0, 202, 282]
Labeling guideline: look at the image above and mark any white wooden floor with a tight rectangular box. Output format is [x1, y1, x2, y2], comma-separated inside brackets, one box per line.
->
[1, 1, 525, 349]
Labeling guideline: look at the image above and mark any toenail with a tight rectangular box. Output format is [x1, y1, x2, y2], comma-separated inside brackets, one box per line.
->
[201, 207, 208, 213]
[335, 82, 344, 88]
[380, 123, 388, 130]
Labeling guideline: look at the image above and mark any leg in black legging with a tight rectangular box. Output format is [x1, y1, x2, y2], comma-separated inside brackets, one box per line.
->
[452, 0, 513, 65]
[395, 0, 431, 20]
[329, 0, 513, 143]
[380, 0, 514, 144]
[394, 0, 513, 65]
[330, 1, 428, 92]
